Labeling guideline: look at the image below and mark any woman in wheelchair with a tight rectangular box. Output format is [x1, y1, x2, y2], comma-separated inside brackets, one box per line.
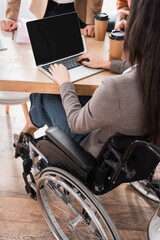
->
[14, 0, 160, 239]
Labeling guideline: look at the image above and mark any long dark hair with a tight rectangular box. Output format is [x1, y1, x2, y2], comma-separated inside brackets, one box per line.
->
[125, 0, 160, 144]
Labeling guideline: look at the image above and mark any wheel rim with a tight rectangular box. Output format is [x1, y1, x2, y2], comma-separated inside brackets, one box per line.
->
[131, 180, 160, 203]
[36, 168, 121, 240]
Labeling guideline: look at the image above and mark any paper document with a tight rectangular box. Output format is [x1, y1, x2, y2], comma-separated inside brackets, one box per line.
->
[16, 17, 31, 44]
[0, 38, 7, 50]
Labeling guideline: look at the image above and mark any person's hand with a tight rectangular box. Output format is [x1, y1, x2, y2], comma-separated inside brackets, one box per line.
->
[114, 19, 127, 31]
[115, 7, 130, 31]
[0, 19, 18, 31]
[78, 53, 111, 70]
[49, 64, 71, 86]
[119, 9, 130, 16]
[83, 25, 95, 37]
[114, 9, 129, 30]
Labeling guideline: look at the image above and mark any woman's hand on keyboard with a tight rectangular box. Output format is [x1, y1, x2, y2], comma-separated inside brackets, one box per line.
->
[78, 53, 111, 70]
[49, 64, 71, 86]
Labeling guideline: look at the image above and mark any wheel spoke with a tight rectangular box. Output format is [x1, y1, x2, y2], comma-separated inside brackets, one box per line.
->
[36, 167, 121, 240]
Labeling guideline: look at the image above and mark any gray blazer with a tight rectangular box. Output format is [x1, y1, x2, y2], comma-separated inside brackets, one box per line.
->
[60, 64, 144, 158]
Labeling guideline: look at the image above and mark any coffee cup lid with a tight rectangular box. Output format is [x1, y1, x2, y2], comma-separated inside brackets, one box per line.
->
[109, 30, 125, 41]
[94, 13, 109, 21]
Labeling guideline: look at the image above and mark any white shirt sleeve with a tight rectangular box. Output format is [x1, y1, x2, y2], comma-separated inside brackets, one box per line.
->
[53, 0, 74, 4]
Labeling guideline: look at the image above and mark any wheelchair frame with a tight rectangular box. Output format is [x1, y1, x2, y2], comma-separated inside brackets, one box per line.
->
[15, 126, 160, 240]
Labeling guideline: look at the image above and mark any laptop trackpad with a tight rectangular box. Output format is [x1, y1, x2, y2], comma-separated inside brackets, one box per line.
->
[69, 66, 104, 82]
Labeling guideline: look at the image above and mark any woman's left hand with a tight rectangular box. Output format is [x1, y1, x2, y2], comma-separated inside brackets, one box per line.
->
[78, 53, 111, 70]
[49, 64, 71, 86]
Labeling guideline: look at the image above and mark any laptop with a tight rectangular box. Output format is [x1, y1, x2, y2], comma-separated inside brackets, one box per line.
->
[26, 12, 104, 82]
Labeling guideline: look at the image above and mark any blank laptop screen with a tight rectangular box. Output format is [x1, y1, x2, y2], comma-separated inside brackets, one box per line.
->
[27, 12, 84, 66]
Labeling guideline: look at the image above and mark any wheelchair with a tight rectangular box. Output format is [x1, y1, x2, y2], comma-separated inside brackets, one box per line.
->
[14, 126, 160, 240]
[131, 165, 160, 202]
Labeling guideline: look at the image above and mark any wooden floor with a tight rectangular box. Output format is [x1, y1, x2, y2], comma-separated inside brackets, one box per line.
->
[0, 104, 158, 240]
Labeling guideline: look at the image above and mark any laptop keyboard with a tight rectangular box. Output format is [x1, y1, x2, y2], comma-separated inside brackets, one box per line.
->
[41, 55, 82, 73]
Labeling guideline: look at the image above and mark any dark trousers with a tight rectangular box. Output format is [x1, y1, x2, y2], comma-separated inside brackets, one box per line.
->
[29, 93, 91, 143]
[44, 0, 86, 28]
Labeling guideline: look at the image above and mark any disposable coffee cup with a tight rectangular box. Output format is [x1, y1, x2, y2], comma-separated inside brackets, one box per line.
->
[109, 30, 125, 61]
[94, 13, 109, 41]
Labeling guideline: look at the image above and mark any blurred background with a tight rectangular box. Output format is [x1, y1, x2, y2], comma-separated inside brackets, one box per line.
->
[0, 0, 117, 20]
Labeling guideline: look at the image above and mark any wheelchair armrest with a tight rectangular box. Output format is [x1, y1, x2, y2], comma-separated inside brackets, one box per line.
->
[45, 126, 96, 172]
[123, 140, 160, 162]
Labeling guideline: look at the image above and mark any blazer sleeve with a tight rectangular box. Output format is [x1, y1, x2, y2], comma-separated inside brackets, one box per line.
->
[60, 80, 119, 134]
[117, 0, 128, 9]
[6, 0, 21, 21]
[110, 60, 130, 74]
[86, 0, 103, 24]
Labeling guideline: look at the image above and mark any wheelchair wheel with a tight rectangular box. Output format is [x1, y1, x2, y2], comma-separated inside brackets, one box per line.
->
[131, 180, 160, 203]
[131, 163, 160, 203]
[36, 167, 121, 240]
